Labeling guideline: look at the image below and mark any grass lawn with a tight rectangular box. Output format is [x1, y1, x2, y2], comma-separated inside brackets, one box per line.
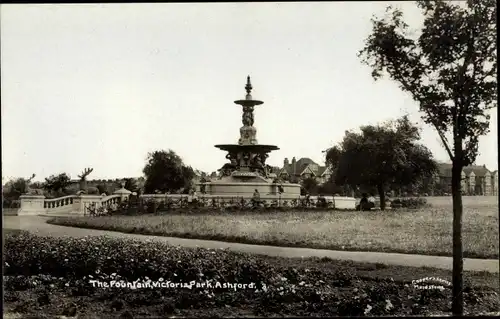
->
[47, 196, 499, 259]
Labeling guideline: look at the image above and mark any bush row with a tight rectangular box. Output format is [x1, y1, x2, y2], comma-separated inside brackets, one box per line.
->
[4, 231, 495, 316]
[95, 197, 346, 216]
[391, 197, 429, 209]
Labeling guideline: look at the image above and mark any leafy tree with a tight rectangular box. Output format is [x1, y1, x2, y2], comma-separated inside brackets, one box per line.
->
[124, 178, 139, 192]
[301, 177, 319, 195]
[326, 116, 438, 210]
[30, 181, 44, 190]
[317, 180, 346, 196]
[43, 173, 72, 195]
[358, 1, 496, 314]
[2, 178, 29, 201]
[143, 150, 195, 194]
[96, 184, 108, 195]
[87, 186, 99, 195]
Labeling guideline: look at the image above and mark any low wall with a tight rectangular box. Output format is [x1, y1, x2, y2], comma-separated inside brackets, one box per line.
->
[202, 182, 301, 197]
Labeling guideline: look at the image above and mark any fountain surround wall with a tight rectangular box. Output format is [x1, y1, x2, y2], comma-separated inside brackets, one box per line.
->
[198, 76, 301, 198]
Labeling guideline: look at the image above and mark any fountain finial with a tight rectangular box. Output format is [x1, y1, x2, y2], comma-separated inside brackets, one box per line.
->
[245, 76, 253, 98]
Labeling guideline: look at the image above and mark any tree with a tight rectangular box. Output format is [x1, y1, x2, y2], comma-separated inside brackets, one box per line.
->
[326, 116, 438, 210]
[77, 167, 94, 192]
[124, 178, 139, 192]
[358, 1, 496, 314]
[2, 178, 29, 201]
[143, 150, 195, 194]
[317, 179, 346, 196]
[87, 186, 99, 195]
[96, 184, 108, 195]
[301, 177, 319, 195]
[43, 173, 72, 195]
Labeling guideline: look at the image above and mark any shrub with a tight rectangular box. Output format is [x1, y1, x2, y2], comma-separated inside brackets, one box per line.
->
[87, 187, 100, 195]
[4, 232, 495, 316]
[135, 196, 344, 215]
[391, 197, 428, 209]
[96, 185, 109, 196]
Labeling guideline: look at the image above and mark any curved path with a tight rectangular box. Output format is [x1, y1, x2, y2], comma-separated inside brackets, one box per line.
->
[3, 215, 499, 273]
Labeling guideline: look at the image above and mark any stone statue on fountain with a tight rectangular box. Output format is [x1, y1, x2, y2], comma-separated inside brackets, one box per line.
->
[252, 154, 268, 178]
[225, 153, 239, 168]
[242, 105, 254, 127]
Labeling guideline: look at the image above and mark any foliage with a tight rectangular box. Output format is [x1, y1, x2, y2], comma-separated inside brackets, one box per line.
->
[77, 167, 94, 181]
[87, 187, 99, 195]
[391, 197, 428, 209]
[143, 150, 195, 194]
[43, 173, 71, 195]
[137, 196, 345, 213]
[2, 178, 29, 201]
[123, 178, 139, 192]
[301, 177, 319, 195]
[96, 184, 108, 195]
[326, 116, 438, 210]
[358, 1, 497, 314]
[4, 232, 498, 317]
[317, 180, 348, 196]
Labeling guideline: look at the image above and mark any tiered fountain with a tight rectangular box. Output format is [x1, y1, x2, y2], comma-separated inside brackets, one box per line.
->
[200, 76, 301, 198]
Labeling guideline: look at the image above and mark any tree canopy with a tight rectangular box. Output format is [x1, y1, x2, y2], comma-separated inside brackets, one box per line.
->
[124, 178, 139, 193]
[358, 0, 496, 314]
[359, 0, 496, 167]
[43, 173, 72, 195]
[301, 177, 319, 195]
[326, 115, 437, 209]
[143, 150, 195, 194]
[2, 178, 29, 201]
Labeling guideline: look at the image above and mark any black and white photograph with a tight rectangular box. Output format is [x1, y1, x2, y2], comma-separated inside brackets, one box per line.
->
[2, 1, 498, 317]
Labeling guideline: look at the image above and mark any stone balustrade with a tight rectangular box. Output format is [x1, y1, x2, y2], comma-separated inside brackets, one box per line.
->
[17, 193, 126, 216]
[44, 195, 76, 210]
[101, 195, 121, 207]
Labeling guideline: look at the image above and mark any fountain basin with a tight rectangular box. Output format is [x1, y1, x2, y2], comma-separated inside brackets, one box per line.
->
[199, 178, 301, 198]
[214, 144, 279, 152]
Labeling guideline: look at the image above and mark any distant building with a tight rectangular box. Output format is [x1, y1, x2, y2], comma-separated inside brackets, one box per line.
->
[277, 158, 498, 196]
[278, 157, 332, 184]
[433, 163, 498, 196]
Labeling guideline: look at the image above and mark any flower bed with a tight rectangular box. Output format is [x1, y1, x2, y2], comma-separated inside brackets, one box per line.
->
[135, 196, 342, 215]
[4, 231, 499, 317]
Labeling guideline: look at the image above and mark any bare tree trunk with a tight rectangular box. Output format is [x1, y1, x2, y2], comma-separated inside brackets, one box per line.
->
[377, 184, 386, 210]
[451, 159, 464, 316]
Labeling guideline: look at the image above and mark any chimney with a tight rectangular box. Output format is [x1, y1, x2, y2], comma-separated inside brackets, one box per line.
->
[292, 157, 297, 174]
[284, 158, 289, 166]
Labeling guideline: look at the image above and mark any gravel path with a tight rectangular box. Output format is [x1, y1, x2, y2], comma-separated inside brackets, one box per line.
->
[4, 215, 499, 273]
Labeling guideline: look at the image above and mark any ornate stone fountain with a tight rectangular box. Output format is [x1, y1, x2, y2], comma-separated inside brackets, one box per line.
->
[200, 76, 301, 198]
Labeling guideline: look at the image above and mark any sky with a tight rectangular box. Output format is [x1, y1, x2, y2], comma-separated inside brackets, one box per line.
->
[1, 2, 498, 182]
